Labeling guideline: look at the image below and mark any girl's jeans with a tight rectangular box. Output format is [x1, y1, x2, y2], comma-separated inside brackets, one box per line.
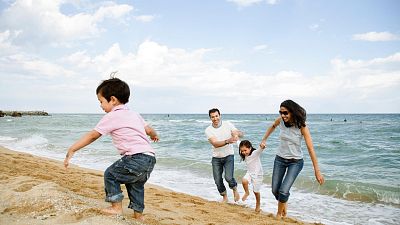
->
[211, 155, 237, 196]
[104, 153, 156, 213]
[271, 155, 303, 203]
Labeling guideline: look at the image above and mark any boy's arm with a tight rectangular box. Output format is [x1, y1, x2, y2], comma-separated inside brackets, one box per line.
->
[145, 125, 159, 142]
[64, 130, 101, 168]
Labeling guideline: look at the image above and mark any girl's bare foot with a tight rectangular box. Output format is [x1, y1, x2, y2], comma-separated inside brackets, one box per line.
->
[255, 207, 261, 213]
[242, 192, 250, 201]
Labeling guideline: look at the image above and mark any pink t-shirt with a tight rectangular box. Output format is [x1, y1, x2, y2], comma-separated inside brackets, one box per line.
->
[94, 105, 155, 156]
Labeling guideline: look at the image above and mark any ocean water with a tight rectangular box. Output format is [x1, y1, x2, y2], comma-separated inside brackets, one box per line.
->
[0, 113, 399, 225]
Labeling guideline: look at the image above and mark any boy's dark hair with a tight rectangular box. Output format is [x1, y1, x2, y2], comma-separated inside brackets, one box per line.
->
[280, 99, 306, 128]
[239, 140, 256, 161]
[208, 108, 220, 117]
[96, 78, 130, 104]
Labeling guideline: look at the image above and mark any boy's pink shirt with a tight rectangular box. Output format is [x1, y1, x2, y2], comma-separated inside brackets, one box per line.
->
[94, 104, 155, 156]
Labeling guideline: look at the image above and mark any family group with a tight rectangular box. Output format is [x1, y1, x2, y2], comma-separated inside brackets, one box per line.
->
[64, 77, 324, 221]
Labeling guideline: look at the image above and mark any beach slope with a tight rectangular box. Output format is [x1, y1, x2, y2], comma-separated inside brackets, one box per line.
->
[0, 146, 319, 225]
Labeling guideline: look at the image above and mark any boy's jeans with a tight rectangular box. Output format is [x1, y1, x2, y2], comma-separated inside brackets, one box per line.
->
[104, 153, 156, 213]
[271, 155, 303, 203]
[211, 155, 237, 196]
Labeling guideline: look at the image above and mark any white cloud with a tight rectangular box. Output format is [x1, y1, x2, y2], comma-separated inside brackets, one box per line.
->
[0, 0, 133, 45]
[227, 0, 279, 7]
[352, 32, 400, 42]
[252, 44, 268, 52]
[135, 15, 155, 23]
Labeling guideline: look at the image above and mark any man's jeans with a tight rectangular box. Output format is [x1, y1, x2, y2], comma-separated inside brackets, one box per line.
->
[271, 155, 303, 203]
[211, 155, 237, 196]
[104, 153, 156, 213]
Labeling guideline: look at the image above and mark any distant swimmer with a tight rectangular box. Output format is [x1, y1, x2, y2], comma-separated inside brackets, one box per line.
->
[344, 118, 347, 122]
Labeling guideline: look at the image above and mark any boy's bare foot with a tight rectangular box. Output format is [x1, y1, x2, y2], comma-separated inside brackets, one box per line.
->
[102, 202, 123, 215]
[102, 206, 122, 215]
[233, 189, 240, 202]
[242, 192, 250, 201]
[133, 211, 144, 221]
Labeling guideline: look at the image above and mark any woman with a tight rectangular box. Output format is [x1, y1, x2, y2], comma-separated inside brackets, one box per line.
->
[260, 100, 324, 219]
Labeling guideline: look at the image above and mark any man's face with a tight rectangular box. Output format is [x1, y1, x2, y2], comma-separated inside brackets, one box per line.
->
[209, 111, 220, 127]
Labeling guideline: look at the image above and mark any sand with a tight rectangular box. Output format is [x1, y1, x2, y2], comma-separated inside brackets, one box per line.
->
[0, 146, 320, 225]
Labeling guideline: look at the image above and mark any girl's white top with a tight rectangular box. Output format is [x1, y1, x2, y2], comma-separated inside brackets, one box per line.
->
[245, 148, 263, 176]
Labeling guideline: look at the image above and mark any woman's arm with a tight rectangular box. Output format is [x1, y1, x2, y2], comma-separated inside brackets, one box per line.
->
[301, 126, 325, 185]
[64, 130, 101, 168]
[260, 117, 280, 149]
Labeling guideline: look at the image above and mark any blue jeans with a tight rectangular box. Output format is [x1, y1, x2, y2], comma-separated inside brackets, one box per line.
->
[211, 155, 237, 196]
[104, 153, 156, 213]
[271, 155, 303, 203]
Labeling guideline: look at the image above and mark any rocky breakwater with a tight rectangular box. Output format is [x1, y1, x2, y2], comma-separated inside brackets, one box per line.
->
[0, 110, 50, 117]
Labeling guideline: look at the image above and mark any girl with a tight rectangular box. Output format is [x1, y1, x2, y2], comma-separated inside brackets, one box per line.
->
[239, 140, 265, 212]
[260, 100, 324, 219]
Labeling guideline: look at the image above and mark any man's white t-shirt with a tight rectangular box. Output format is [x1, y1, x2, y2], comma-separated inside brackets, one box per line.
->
[205, 121, 237, 158]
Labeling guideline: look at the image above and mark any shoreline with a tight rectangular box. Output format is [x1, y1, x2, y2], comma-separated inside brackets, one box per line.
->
[0, 146, 319, 225]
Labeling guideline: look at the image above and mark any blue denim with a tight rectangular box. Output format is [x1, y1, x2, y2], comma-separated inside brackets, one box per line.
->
[104, 153, 156, 213]
[271, 155, 303, 203]
[211, 155, 237, 195]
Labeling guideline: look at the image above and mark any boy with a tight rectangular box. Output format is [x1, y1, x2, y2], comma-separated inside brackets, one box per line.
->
[64, 77, 158, 221]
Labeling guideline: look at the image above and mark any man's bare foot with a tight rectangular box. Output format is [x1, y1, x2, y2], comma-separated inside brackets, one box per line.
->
[102, 206, 122, 215]
[133, 211, 144, 221]
[282, 203, 287, 218]
[233, 190, 240, 202]
[242, 192, 250, 201]
[221, 194, 228, 203]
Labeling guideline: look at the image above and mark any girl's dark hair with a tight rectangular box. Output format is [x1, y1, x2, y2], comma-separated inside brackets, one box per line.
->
[280, 99, 306, 128]
[239, 140, 256, 161]
[96, 78, 130, 104]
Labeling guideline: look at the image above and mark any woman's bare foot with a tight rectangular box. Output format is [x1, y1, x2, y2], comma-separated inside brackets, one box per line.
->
[282, 202, 287, 218]
[101, 202, 123, 215]
[242, 192, 250, 201]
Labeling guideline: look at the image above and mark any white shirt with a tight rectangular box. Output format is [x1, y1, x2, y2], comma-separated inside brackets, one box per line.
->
[244, 148, 264, 176]
[205, 121, 237, 158]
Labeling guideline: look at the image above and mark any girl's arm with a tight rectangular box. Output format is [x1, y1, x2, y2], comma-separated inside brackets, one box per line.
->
[301, 126, 325, 185]
[145, 125, 159, 142]
[260, 117, 280, 149]
[64, 130, 101, 168]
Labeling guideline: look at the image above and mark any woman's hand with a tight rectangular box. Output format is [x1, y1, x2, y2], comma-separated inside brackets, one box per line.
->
[259, 140, 266, 149]
[315, 170, 325, 185]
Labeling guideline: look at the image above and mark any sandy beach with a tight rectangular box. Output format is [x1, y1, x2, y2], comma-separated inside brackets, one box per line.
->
[0, 146, 319, 225]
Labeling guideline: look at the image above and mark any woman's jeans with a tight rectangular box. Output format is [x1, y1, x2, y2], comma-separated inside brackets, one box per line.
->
[211, 155, 237, 196]
[271, 155, 303, 203]
[104, 153, 156, 213]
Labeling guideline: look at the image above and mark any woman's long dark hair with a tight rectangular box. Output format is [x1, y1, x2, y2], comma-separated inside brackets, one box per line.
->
[280, 100, 307, 128]
[239, 140, 256, 161]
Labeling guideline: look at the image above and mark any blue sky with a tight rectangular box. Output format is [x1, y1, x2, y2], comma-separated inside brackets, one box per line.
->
[0, 0, 399, 114]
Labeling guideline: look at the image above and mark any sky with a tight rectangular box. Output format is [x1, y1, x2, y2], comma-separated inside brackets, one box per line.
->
[0, 0, 399, 114]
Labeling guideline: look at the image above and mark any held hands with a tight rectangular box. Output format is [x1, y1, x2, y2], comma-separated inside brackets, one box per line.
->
[150, 135, 159, 142]
[259, 140, 267, 149]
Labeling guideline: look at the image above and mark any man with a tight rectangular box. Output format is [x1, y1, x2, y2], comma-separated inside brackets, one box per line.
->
[205, 108, 242, 202]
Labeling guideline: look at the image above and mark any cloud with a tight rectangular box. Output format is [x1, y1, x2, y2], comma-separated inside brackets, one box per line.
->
[352, 32, 400, 42]
[135, 15, 155, 23]
[252, 44, 268, 52]
[227, 0, 279, 7]
[0, 0, 133, 46]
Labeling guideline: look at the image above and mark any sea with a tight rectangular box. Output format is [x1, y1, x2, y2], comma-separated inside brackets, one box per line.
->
[0, 113, 399, 225]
